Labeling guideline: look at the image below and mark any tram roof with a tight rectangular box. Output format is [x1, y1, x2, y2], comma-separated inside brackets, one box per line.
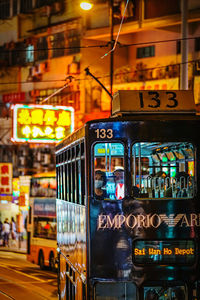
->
[56, 90, 200, 153]
[112, 90, 196, 116]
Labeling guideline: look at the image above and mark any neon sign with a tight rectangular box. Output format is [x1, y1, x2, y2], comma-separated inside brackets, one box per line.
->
[11, 104, 74, 143]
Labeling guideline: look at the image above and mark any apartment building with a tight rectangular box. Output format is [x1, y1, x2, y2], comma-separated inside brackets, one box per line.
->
[0, 0, 200, 177]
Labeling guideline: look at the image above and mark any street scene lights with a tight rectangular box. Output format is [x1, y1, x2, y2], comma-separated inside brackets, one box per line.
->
[80, 1, 93, 11]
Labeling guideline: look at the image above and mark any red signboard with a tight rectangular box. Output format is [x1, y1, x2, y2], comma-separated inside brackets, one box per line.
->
[0, 163, 12, 194]
[3, 92, 25, 103]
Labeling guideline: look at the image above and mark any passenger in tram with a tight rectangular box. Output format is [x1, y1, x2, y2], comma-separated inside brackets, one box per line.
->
[144, 288, 159, 300]
[94, 170, 107, 200]
[165, 171, 189, 198]
[172, 287, 185, 300]
[113, 168, 124, 200]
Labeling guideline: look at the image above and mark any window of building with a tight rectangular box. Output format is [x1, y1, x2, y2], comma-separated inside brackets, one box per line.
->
[177, 40, 181, 54]
[26, 45, 34, 63]
[94, 143, 125, 200]
[195, 37, 200, 52]
[13, 0, 18, 16]
[131, 142, 195, 199]
[144, 0, 180, 19]
[11, 42, 26, 66]
[0, 0, 10, 19]
[36, 37, 48, 61]
[136, 46, 155, 58]
[51, 32, 65, 58]
[67, 29, 81, 55]
[20, 0, 33, 13]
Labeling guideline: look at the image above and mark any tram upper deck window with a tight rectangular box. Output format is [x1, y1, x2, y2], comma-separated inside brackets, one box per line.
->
[131, 142, 195, 199]
[93, 143, 124, 200]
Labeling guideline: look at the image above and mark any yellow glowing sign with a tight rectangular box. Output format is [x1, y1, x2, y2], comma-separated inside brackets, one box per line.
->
[133, 240, 195, 264]
[134, 247, 194, 256]
[12, 104, 74, 143]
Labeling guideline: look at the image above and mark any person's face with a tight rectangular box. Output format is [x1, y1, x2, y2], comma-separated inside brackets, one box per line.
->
[114, 171, 124, 183]
[95, 173, 104, 189]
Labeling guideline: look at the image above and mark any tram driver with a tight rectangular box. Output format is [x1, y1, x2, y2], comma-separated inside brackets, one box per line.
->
[94, 170, 107, 200]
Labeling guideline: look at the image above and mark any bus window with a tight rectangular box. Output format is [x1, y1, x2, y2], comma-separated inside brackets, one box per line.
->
[131, 142, 195, 199]
[30, 177, 56, 197]
[94, 143, 124, 200]
[34, 216, 56, 240]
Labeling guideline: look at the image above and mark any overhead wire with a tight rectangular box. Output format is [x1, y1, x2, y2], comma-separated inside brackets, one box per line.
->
[0, 58, 199, 85]
[101, 0, 130, 59]
[1, 36, 199, 53]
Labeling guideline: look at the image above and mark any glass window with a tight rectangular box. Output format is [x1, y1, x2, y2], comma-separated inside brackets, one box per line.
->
[33, 217, 56, 240]
[144, 286, 186, 300]
[30, 177, 56, 197]
[95, 282, 137, 300]
[94, 143, 124, 200]
[36, 37, 48, 61]
[51, 32, 65, 58]
[131, 142, 195, 199]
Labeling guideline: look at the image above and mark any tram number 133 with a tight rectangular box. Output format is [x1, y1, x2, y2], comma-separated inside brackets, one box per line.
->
[139, 91, 178, 109]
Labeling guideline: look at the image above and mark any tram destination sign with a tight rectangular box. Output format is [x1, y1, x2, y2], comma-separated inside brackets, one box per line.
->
[133, 240, 195, 265]
[112, 90, 196, 115]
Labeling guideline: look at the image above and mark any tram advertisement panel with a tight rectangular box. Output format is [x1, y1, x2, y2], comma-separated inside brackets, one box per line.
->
[89, 118, 200, 283]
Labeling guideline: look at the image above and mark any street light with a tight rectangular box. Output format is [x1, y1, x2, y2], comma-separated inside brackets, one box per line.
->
[80, 1, 93, 11]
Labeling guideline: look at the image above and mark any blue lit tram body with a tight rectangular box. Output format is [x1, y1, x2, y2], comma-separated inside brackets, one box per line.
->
[56, 91, 200, 300]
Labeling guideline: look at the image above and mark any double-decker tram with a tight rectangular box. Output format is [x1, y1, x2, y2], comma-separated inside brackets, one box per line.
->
[56, 90, 200, 300]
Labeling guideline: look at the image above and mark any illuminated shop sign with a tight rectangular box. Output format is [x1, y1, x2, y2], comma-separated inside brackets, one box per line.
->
[11, 104, 74, 143]
[133, 240, 195, 264]
[0, 163, 12, 195]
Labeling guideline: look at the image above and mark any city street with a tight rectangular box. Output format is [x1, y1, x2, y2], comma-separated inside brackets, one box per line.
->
[0, 251, 58, 299]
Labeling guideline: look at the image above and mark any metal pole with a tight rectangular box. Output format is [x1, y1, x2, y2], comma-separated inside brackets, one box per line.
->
[180, 0, 188, 90]
[110, 0, 114, 96]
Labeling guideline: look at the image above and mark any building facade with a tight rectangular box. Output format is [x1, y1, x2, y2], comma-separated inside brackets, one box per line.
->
[0, 0, 200, 178]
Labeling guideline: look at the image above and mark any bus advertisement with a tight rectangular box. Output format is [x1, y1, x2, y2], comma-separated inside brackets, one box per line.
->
[27, 172, 57, 270]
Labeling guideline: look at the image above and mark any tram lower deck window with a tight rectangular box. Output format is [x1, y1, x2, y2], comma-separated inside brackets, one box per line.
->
[95, 282, 137, 299]
[131, 142, 195, 199]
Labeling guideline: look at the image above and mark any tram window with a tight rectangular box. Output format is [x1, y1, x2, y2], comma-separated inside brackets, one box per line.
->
[95, 282, 137, 299]
[93, 143, 125, 200]
[131, 142, 195, 199]
[144, 286, 186, 300]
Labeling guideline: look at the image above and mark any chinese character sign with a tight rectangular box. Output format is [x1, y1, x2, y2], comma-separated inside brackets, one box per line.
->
[0, 163, 12, 195]
[12, 104, 74, 143]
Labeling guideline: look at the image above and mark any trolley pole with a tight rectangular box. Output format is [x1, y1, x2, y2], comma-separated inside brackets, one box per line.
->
[180, 0, 188, 90]
[110, 0, 114, 97]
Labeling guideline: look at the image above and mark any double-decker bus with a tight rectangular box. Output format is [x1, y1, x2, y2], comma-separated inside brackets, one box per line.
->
[56, 90, 200, 300]
[27, 171, 57, 270]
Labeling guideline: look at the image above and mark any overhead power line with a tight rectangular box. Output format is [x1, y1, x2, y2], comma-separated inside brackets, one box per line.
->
[0, 58, 199, 86]
[0, 36, 199, 53]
